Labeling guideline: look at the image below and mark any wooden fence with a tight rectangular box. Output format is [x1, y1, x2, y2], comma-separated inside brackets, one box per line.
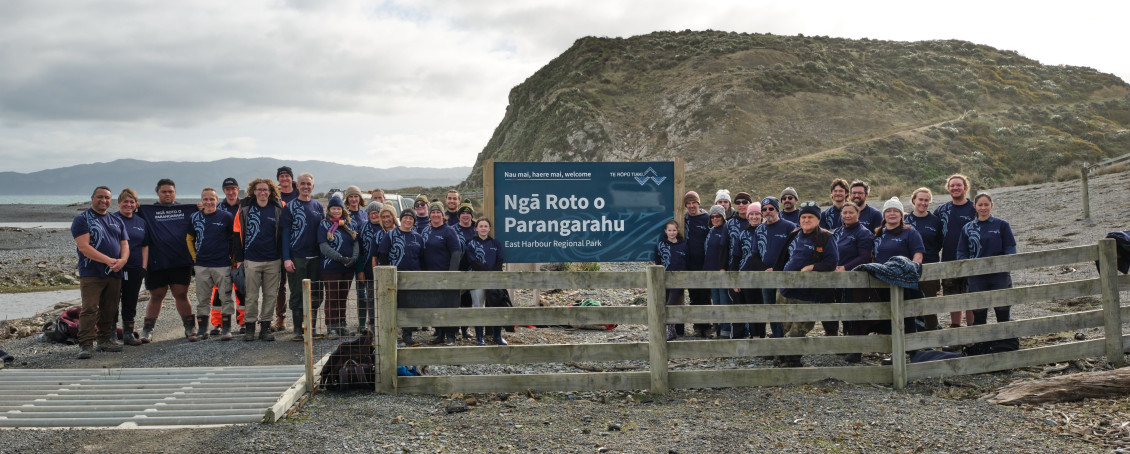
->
[329, 239, 1129, 395]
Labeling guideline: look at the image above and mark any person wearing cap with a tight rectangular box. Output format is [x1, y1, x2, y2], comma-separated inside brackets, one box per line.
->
[832, 201, 875, 359]
[220, 177, 241, 217]
[772, 201, 838, 367]
[277, 166, 298, 204]
[849, 180, 883, 230]
[210, 177, 246, 336]
[956, 193, 1017, 326]
[654, 219, 687, 341]
[755, 196, 795, 339]
[779, 187, 801, 224]
[412, 194, 430, 234]
[905, 187, 944, 331]
[232, 178, 284, 342]
[344, 185, 366, 226]
[444, 189, 462, 226]
[729, 202, 765, 339]
[704, 204, 732, 337]
[421, 201, 464, 345]
[354, 201, 387, 332]
[683, 190, 712, 337]
[318, 193, 360, 339]
[377, 210, 425, 345]
[820, 178, 850, 231]
[280, 172, 324, 339]
[187, 187, 236, 341]
[934, 174, 977, 328]
[867, 196, 925, 360]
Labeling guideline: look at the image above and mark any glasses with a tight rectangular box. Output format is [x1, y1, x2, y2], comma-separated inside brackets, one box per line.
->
[799, 201, 818, 208]
[761, 206, 777, 212]
[414, 202, 427, 207]
[781, 196, 796, 201]
[734, 200, 750, 205]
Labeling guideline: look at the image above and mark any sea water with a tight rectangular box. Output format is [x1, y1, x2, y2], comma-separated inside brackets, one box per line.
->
[0, 195, 91, 205]
[0, 289, 81, 320]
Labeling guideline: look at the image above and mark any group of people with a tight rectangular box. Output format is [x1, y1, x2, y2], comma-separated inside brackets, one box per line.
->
[654, 173, 1016, 367]
[70, 166, 509, 359]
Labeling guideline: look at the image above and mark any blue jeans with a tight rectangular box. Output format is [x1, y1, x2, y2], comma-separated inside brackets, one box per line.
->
[711, 288, 731, 335]
[761, 289, 785, 338]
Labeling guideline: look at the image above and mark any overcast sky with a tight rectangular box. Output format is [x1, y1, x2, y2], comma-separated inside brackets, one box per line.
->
[2, 0, 1126, 173]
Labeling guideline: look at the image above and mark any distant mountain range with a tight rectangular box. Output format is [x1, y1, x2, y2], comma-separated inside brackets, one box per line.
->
[0, 158, 471, 195]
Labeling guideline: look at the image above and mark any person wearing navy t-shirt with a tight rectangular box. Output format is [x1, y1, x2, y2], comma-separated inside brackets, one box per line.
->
[756, 196, 796, 339]
[354, 201, 387, 332]
[453, 202, 476, 246]
[412, 194, 430, 234]
[378, 210, 425, 345]
[849, 180, 883, 231]
[137, 179, 198, 343]
[277, 166, 299, 205]
[187, 188, 235, 341]
[778, 187, 801, 225]
[444, 189, 462, 226]
[957, 193, 1017, 326]
[704, 204, 732, 337]
[683, 191, 712, 337]
[820, 179, 850, 231]
[233, 178, 284, 341]
[655, 220, 688, 341]
[72, 186, 129, 359]
[934, 174, 978, 328]
[832, 202, 873, 344]
[872, 197, 926, 339]
[281, 172, 325, 337]
[318, 194, 360, 339]
[112, 188, 148, 346]
[773, 201, 838, 367]
[344, 186, 367, 227]
[729, 202, 765, 339]
[466, 218, 507, 346]
[421, 201, 463, 346]
[210, 177, 245, 335]
[905, 187, 944, 330]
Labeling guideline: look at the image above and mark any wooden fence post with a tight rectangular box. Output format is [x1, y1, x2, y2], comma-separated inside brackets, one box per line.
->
[1098, 238, 1126, 367]
[303, 279, 314, 393]
[375, 266, 399, 393]
[889, 284, 907, 389]
[1081, 165, 1091, 222]
[646, 265, 669, 394]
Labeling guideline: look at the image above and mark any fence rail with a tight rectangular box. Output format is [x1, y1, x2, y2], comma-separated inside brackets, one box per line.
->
[306, 239, 1129, 395]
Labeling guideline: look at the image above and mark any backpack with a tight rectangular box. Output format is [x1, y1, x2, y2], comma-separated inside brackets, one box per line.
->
[962, 337, 1020, 356]
[318, 331, 375, 391]
[42, 316, 77, 344]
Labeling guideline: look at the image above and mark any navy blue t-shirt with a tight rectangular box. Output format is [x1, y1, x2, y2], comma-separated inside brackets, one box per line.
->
[934, 200, 977, 262]
[654, 237, 688, 272]
[220, 200, 240, 218]
[189, 209, 234, 268]
[466, 236, 503, 271]
[446, 211, 460, 226]
[905, 212, 943, 263]
[72, 208, 129, 278]
[703, 225, 730, 271]
[413, 215, 429, 234]
[420, 223, 462, 271]
[724, 217, 746, 250]
[731, 224, 764, 272]
[756, 219, 796, 269]
[317, 219, 357, 274]
[819, 205, 843, 231]
[857, 204, 884, 231]
[241, 203, 281, 262]
[684, 212, 710, 270]
[357, 221, 385, 274]
[780, 229, 839, 301]
[957, 216, 1016, 288]
[874, 227, 925, 264]
[455, 224, 476, 249]
[138, 203, 197, 271]
[378, 228, 423, 271]
[113, 212, 148, 270]
[833, 222, 873, 270]
[281, 198, 325, 260]
[779, 209, 800, 225]
[280, 190, 299, 205]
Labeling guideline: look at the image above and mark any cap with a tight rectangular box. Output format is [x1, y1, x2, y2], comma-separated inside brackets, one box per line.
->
[222, 177, 239, 188]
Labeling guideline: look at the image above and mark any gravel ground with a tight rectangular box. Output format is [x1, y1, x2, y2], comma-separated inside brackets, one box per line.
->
[0, 171, 1128, 453]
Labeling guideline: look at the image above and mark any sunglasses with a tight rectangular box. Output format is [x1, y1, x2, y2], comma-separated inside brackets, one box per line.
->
[799, 201, 818, 208]
[761, 206, 777, 212]
[734, 200, 751, 205]
[781, 196, 796, 200]
[414, 202, 427, 207]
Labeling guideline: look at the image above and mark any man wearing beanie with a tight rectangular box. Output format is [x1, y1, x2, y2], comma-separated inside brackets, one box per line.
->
[683, 191, 712, 337]
[772, 201, 838, 367]
[755, 196, 795, 339]
[412, 194, 430, 234]
[779, 187, 800, 224]
[277, 166, 298, 204]
[714, 189, 735, 219]
[280, 172, 324, 339]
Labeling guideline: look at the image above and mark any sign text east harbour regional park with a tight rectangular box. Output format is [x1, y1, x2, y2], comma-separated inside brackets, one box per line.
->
[493, 161, 675, 263]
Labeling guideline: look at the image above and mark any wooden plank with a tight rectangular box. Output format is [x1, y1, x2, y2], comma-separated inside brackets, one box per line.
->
[1119, 273, 1130, 290]
[302, 279, 315, 393]
[674, 158, 684, 236]
[903, 279, 1101, 317]
[375, 266, 399, 394]
[667, 302, 890, 323]
[397, 343, 649, 366]
[397, 270, 646, 290]
[668, 367, 893, 388]
[905, 310, 1105, 351]
[907, 340, 1106, 380]
[396, 372, 651, 394]
[646, 265, 669, 393]
[920, 245, 1096, 281]
[484, 160, 494, 237]
[666, 270, 876, 289]
[889, 286, 907, 389]
[396, 306, 647, 327]
[667, 336, 890, 359]
[1098, 238, 1126, 367]
[264, 379, 307, 423]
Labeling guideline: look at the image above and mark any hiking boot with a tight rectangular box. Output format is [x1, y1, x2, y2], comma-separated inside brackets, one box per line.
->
[258, 322, 274, 341]
[139, 328, 153, 344]
[243, 322, 257, 341]
[182, 315, 198, 342]
[95, 341, 123, 353]
[271, 316, 286, 333]
[185, 327, 198, 342]
[122, 329, 142, 346]
[219, 315, 233, 341]
[239, 325, 247, 334]
[491, 327, 507, 346]
[76, 345, 93, 359]
[195, 315, 210, 341]
[210, 327, 221, 337]
[400, 328, 418, 347]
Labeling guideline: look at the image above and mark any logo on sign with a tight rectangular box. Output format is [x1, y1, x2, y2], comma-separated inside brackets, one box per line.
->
[633, 167, 667, 186]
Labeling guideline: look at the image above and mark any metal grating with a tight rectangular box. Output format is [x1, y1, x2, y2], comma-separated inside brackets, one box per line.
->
[0, 365, 305, 428]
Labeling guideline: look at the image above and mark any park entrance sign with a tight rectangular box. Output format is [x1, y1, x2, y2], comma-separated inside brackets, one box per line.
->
[489, 161, 676, 263]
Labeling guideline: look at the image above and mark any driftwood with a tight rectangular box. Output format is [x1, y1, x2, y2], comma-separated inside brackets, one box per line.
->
[985, 367, 1130, 405]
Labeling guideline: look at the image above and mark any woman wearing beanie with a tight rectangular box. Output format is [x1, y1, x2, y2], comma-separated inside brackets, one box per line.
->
[353, 201, 386, 332]
[956, 193, 1017, 326]
[704, 204, 732, 338]
[871, 197, 925, 338]
[344, 185, 366, 226]
[832, 202, 874, 361]
[729, 202, 765, 339]
[318, 193, 360, 339]
[654, 219, 687, 341]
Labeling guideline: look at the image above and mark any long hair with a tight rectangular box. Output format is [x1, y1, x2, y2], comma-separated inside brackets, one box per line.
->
[247, 178, 280, 201]
[661, 219, 683, 242]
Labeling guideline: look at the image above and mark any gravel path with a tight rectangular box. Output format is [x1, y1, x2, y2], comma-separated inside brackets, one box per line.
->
[0, 171, 1128, 452]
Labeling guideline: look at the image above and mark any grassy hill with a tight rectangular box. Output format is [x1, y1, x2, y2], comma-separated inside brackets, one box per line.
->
[463, 30, 1130, 199]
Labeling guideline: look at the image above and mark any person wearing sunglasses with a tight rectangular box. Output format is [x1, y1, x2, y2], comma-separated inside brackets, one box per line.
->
[755, 196, 795, 339]
[683, 191, 713, 337]
[725, 191, 754, 324]
[779, 188, 801, 224]
[772, 201, 838, 367]
[412, 194, 430, 234]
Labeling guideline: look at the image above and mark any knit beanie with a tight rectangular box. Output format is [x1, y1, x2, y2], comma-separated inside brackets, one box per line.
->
[781, 187, 799, 200]
[276, 166, 293, 179]
[799, 201, 821, 218]
[761, 196, 780, 212]
[381, 202, 397, 216]
[709, 204, 726, 217]
[345, 185, 363, 201]
[400, 209, 415, 220]
[414, 194, 429, 205]
[683, 191, 700, 206]
[735, 192, 753, 203]
[746, 202, 762, 215]
[714, 189, 731, 203]
[457, 201, 474, 215]
[328, 192, 344, 210]
[882, 196, 905, 216]
[428, 201, 444, 213]
[365, 201, 382, 214]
